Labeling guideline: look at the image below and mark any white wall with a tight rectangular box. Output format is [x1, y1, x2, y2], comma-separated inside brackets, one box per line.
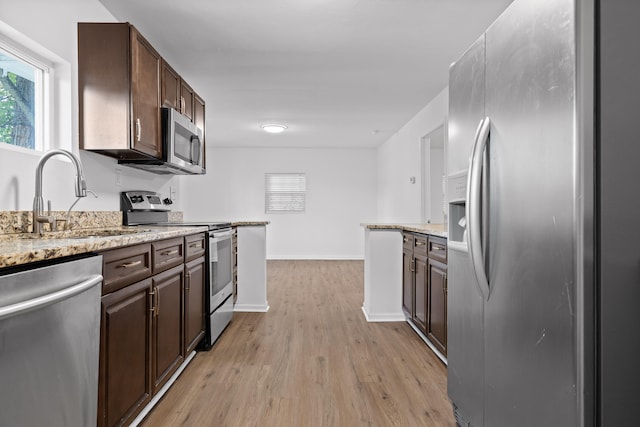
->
[181, 147, 378, 259]
[0, 1, 182, 212]
[377, 88, 448, 223]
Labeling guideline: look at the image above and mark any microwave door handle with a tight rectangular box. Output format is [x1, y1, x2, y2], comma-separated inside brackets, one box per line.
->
[190, 135, 201, 164]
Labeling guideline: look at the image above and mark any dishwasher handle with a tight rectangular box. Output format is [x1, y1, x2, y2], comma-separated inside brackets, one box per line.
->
[0, 274, 103, 321]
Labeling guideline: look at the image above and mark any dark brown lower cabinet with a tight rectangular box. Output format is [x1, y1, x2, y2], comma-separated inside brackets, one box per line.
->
[152, 265, 185, 394]
[99, 278, 153, 427]
[98, 234, 206, 427]
[427, 259, 448, 355]
[413, 253, 429, 332]
[402, 232, 448, 357]
[184, 256, 206, 354]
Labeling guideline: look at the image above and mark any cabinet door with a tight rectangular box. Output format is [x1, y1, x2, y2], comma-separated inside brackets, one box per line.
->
[161, 60, 180, 110]
[99, 278, 153, 427]
[194, 93, 206, 169]
[402, 246, 414, 318]
[131, 28, 162, 158]
[180, 79, 194, 120]
[184, 256, 206, 354]
[413, 253, 428, 333]
[428, 259, 447, 355]
[151, 265, 184, 394]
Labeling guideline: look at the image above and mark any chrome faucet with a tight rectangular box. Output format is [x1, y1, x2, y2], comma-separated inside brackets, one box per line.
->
[32, 149, 87, 234]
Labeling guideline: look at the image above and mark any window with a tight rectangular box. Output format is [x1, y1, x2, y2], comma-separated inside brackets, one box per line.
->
[0, 41, 49, 151]
[265, 173, 306, 213]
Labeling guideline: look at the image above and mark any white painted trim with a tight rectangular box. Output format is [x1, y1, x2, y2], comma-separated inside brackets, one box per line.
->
[267, 255, 364, 260]
[406, 319, 448, 365]
[234, 303, 270, 312]
[361, 305, 406, 322]
[129, 350, 197, 427]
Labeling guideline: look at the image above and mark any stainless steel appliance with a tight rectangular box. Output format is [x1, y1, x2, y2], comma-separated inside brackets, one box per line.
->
[121, 107, 205, 175]
[0, 255, 103, 426]
[121, 190, 233, 349]
[447, 0, 640, 426]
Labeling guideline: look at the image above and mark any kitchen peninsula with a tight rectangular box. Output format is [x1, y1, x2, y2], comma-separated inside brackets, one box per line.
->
[361, 223, 448, 362]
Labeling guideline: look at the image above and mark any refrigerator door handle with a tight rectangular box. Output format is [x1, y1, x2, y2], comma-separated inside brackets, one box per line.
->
[466, 117, 491, 300]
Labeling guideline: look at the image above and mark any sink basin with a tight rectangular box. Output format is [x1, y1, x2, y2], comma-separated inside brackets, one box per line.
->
[1, 228, 151, 240]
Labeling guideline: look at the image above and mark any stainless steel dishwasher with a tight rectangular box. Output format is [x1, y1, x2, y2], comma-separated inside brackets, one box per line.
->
[0, 255, 103, 426]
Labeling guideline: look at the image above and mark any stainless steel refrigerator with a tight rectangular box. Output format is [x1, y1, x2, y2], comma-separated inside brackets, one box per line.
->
[446, 0, 640, 426]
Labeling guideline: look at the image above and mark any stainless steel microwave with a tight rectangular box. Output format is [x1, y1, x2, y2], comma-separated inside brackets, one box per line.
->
[162, 107, 205, 174]
[119, 107, 205, 175]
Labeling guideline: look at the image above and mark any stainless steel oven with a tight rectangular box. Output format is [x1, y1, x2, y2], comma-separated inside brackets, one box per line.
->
[120, 190, 234, 349]
[207, 227, 234, 346]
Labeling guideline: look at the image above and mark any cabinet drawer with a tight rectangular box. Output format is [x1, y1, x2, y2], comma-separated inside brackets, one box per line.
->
[102, 244, 152, 294]
[185, 233, 206, 262]
[428, 236, 447, 264]
[152, 237, 184, 274]
[413, 234, 428, 256]
[402, 232, 414, 251]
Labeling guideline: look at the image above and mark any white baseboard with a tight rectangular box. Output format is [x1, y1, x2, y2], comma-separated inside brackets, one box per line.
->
[361, 305, 406, 322]
[267, 255, 364, 260]
[234, 303, 270, 312]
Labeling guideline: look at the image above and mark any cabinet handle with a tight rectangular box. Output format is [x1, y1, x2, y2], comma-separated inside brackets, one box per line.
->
[119, 260, 141, 268]
[155, 286, 160, 317]
[161, 249, 179, 256]
[444, 272, 448, 296]
[135, 118, 141, 142]
[432, 245, 444, 251]
[180, 96, 185, 112]
[403, 237, 408, 243]
[188, 243, 200, 249]
[185, 272, 191, 291]
[149, 288, 156, 315]
[415, 241, 426, 246]
[410, 257, 415, 272]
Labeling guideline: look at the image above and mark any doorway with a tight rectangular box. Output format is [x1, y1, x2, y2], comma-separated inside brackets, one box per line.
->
[421, 125, 445, 224]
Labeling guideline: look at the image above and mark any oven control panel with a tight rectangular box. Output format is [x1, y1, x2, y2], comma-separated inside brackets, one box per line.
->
[120, 191, 170, 212]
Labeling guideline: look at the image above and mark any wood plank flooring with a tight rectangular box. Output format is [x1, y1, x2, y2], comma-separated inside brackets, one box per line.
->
[141, 260, 455, 427]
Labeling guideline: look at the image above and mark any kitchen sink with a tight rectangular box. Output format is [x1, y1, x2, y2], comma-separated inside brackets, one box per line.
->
[1, 228, 152, 240]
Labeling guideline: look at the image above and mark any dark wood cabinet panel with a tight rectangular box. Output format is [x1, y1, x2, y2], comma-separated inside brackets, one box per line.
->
[414, 254, 428, 333]
[151, 265, 185, 394]
[185, 233, 206, 262]
[101, 244, 152, 295]
[427, 260, 447, 355]
[402, 232, 448, 356]
[402, 245, 414, 317]
[161, 60, 180, 110]
[78, 23, 161, 160]
[180, 79, 194, 120]
[184, 256, 206, 354]
[152, 237, 184, 273]
[99, 278, 152, 427]
[130, 28, 162, 158]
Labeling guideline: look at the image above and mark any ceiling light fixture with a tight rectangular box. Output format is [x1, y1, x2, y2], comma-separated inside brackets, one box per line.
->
[261, 123, 288, 134]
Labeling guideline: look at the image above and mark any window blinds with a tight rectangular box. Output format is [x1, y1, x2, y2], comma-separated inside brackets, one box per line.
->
[265, 173, 306, 213]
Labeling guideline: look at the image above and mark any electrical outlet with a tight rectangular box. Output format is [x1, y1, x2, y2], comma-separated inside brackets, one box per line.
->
[115, 168, 122, 186]
[170, 185, 178, 200]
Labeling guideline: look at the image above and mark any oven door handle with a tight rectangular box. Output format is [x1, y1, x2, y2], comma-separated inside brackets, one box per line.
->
[210, 229, 234, 240]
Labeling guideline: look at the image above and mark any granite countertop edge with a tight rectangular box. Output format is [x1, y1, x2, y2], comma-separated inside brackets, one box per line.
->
[0, 225, 209, 269]
[232, 221, 270, 226]
[361, 223, 448, 238]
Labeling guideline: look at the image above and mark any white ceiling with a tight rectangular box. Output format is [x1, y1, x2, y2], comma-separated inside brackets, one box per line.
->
[98, 0, 513, 148]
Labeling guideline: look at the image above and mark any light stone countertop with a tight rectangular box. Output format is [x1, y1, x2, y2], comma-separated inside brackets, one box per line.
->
[232, 221, 270, 227]
[0, 225, 208, 269]
[361, 223, 448, 238]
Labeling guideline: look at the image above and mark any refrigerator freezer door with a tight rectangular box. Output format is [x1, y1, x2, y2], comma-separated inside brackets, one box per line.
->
[447, 35, 486, 178]
[483, 0, 578, 425]
[446, 34, 486, 427]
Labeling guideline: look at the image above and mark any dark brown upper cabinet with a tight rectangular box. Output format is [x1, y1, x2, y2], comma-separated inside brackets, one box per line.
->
[78, 23, 162, 160]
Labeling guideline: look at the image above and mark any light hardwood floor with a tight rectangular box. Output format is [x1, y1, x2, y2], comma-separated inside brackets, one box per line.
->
[142, 260, 455, 427]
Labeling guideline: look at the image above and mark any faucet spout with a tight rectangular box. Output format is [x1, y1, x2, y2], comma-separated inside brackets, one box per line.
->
[33, 149, 87, 234]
